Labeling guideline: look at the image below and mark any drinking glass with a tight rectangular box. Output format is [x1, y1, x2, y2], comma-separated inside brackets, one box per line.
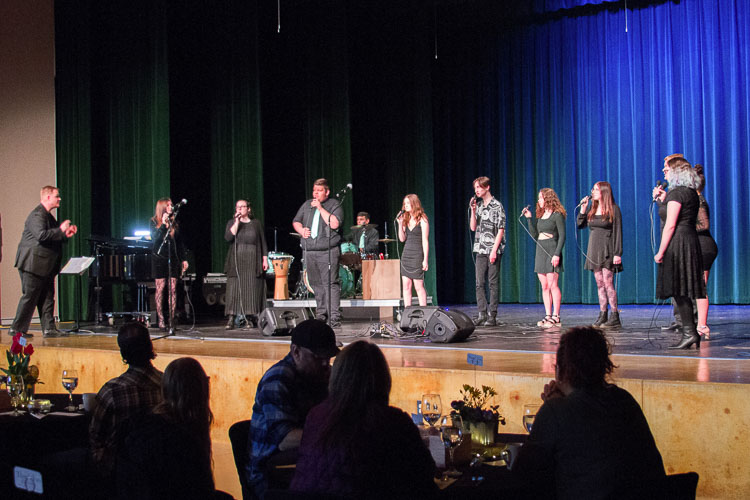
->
[522, 403, 541, 433]
[61, 369, 79, 411]
[440, 413, 464, 478]
[6, 375, 24, 416]
[421, 394, 442, 428]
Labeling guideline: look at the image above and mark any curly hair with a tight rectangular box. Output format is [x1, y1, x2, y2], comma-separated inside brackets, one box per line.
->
[536, 188, 567, 218]
[556, 326, 616, 389]
[666, 158, 700, 190]
[694, 164, 706, 193]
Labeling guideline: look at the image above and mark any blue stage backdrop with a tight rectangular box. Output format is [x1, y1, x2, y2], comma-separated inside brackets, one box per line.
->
[433, 0, 749, 305]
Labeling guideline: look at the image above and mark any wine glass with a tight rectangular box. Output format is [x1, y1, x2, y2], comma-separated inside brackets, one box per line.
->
[61, 369, 79, 411]
[440, 413, 464, 478]
[421, 394, 442, 428]
[522, 403, 541, 433]
[6, 375, 24, 416]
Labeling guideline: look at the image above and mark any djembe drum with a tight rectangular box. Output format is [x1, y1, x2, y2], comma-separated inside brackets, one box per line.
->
[271, 254, 294, 300]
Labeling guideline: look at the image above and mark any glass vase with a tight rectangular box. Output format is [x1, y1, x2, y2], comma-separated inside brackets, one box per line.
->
[468, 418, 497, 446]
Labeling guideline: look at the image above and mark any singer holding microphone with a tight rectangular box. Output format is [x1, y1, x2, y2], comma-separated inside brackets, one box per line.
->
[469, 176, 506, 326]
[576, 182, 623, 328]
[150, 198, 189, 330]
[522, 188, 566, 328]
[397, 194, 430, 307]
[293, 178, 344, 327]
[224, 200, 268, 330]
[654, 157, 706, 349]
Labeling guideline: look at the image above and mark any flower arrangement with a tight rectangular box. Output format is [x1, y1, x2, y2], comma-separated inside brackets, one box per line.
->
[3, 333, 42, 394]
[451, 384, 506, 425]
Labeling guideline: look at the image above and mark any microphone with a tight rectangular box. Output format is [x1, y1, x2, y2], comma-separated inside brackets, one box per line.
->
[520, 205, 531, 217]
[395, 210, 404, 220]
[652, 180, 665, 202]
[335, 183, 353, 198]
[576, 195, 590, 208]
[174, 198, 188, 208]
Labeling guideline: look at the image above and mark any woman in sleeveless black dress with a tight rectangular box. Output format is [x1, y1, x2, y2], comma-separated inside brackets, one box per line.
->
[397, 194, 429, 306]
[576, 182, 623, 328]
[654, 158, 706, 349]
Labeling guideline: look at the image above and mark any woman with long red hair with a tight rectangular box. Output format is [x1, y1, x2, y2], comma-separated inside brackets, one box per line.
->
[150, 198, 189, 330]
[576, 182, 623, 327]
[397, 194, 430, 306]
[523, 188, 566, 328]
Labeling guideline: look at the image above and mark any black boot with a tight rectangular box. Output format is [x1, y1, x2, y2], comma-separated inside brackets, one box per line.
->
[482, 313, 497, 326]
[668, 326, 700, 350]
[592, 310, 608, 327]
[602, 311, 621, 328]
[473, 311, 488, 326]
[225, 315, 235, 330]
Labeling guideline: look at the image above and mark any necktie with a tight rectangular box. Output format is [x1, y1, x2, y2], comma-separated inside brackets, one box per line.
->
[310, 209, 320, 238]
[359, 231, 365, 250]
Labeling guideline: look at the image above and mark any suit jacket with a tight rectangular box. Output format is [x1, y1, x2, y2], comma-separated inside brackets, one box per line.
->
[14, 204, 66, 278]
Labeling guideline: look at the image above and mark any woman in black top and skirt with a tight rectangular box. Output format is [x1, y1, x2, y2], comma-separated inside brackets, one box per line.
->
[694, 165, 718, 339]
[397, 194, 430, 306]
[224, 200, 268, 330]
[576, 182, 623, 328]
[654, 157, 706, 349]
[150, 198, 188, 330]
[523, 188, 566, 328]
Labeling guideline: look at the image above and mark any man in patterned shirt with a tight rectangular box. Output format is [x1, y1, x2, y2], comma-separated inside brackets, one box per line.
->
[245, 319, 340, 498]
[469, 176, 506, 326]
[89, 322, 163, 475]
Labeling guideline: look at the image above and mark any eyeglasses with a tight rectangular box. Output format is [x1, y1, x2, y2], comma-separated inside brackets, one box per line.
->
[236, 205, 248, 208]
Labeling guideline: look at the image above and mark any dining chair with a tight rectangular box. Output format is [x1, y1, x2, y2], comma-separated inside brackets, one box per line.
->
[229, 419, 254, 500]
[664, 472, 699, 499]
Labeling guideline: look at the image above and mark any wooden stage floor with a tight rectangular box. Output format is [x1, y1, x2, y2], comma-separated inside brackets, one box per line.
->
[3, 303, 749, 499]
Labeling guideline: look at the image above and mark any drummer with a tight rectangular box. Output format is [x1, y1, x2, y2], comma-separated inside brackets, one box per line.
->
[349, 212, 379, 255]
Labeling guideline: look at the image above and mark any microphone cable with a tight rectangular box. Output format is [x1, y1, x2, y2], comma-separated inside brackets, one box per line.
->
[516, 210, 555, 261]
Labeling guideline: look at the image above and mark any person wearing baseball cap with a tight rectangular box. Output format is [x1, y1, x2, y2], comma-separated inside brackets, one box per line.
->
[246, 319, 339, 497]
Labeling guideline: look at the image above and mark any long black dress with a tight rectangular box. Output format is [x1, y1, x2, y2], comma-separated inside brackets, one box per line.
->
[400, 220, 425, 280]
[224, 218, 268, 316]
[576, 204, 623, 272]
[656, 187, 706, 299]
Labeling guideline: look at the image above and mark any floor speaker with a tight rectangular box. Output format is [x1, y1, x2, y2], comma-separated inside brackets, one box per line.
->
[260, 307, 312, 336]
[399, 306, 440, 332]
[425, 308, 475, 343]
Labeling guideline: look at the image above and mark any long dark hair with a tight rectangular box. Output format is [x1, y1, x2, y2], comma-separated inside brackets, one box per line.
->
[316, 341, 392, 451]
[154, 357, 214, 464]
[588, 181, 616, 223]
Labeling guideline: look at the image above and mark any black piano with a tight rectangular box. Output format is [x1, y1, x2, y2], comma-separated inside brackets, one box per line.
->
[88, 234, 153, 281]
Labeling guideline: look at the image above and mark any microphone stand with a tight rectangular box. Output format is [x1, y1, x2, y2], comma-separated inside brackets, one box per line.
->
[326, 193, 346, 327]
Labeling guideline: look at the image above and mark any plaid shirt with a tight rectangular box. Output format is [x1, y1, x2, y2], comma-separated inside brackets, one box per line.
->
[246, 353, 327, 498]
[89, 364, 163, 473]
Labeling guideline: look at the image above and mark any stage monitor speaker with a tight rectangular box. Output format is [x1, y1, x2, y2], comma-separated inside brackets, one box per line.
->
[260, 307, 312, 337]
[400, 306, 440, 332]
[425, 308, 475, 343]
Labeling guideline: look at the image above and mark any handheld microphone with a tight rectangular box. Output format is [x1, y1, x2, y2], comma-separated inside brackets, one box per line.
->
[521, 205, 531, 216]
[577, 195, 590, 207]
[652, 180, 665, 202]
[395, 210, 404, 220]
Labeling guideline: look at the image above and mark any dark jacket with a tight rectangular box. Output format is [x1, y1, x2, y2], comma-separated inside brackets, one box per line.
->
[14, 204, 66, 277]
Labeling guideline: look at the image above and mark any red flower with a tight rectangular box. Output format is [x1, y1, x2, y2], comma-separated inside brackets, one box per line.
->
[10, 340, 23, 355]
[24, 344, 34, 356]
[12, 332, 22, 343]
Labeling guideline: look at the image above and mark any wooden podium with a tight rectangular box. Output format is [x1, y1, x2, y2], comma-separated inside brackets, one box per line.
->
[362, 259, 400, 300]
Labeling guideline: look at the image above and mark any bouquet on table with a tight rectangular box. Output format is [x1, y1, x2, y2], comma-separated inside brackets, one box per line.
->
[3, 333, 42, 401]
[451, 384, 505, 445]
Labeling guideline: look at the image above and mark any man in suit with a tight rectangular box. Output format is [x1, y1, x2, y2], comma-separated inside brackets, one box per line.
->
[9, 186, 77, 338]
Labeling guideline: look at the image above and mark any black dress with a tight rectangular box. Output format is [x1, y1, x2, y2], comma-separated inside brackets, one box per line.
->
[400, 220, 425, 279]
[656, 187, 706, 299]
[527, 212, 565, 273]
[697, 194, 718, 271]
[224, 218, 268, 315]
[150, 220, 186, 279]
[576, 204, 623, 272]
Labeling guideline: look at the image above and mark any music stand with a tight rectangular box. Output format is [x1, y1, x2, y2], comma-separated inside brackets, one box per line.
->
[60, 256, 96, 333]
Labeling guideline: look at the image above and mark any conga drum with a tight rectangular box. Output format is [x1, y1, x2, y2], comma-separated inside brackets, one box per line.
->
[271, 254, 294, 300]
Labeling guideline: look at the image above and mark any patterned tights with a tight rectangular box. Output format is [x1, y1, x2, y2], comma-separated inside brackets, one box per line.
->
[155, 278, 177, 327]
[593, 268, 618, 311]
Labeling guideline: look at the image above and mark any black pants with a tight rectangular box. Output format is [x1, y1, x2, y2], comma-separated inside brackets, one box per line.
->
[475, 253, 502, 316]
[11, 269, 56, 332]
[305, 248, 341, 321]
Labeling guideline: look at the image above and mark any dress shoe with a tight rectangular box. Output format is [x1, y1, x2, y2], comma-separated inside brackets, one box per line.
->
[482, 315, 497, 327]
[473, 312, 488, 326]
[668, 327, 701, 350]
[43, 328, 68, 338]
[9, 328, 33, 339]
[661, 322, 681, 332]
[592, 310, 608, 327]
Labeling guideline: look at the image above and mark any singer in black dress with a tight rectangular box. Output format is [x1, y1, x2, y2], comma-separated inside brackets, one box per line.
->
[655, 158, 706, 349]
[576, 182, 623, 328]
[224, 200, 268, 330]
[397, 194, 430, 306]
[150, 198, 189, 330]
[523, 188, 566, 329]
[694, 165, 718, 339]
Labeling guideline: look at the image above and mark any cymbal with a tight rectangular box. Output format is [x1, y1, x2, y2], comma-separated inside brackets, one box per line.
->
[349, 223, 378, 230]
[378, 238, 396, 243]
[289, 232, 301, 238]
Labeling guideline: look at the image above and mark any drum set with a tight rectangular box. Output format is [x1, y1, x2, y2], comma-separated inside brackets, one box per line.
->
[266, 224, 396, 300]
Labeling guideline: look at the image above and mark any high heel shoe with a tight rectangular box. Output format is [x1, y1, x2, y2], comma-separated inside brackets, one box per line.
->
[668, 327, 701, 349]
[697, 325, 711, 340]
